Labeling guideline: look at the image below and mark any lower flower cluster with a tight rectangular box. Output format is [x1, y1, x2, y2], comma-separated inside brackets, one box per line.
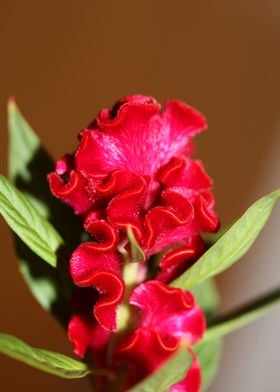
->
[48, 95, 219, 391]
[69, 281, 205, 391]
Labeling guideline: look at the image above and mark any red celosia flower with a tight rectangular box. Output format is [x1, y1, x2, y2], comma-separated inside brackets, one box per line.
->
[48, 95, 217, 391]
[48, 95, 218, 331]
[114, 281, 205, 391]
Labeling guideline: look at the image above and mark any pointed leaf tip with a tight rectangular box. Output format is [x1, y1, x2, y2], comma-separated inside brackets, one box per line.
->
[127, 227, 146, 262]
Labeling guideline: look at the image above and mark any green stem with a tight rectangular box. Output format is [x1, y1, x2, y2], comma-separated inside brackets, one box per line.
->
[198, 286, 280, 345]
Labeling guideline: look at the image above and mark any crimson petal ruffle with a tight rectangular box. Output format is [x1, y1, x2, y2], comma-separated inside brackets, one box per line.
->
[70, 240, 124, 331]
[130, 281, 205, 343]
[68, 313, 110, 360]
[48, 154, 93, 215]
[157, 236, 206, 284]
[100, 171, 148, 241]
[67, 288, 110, 359]
[75, 96, 206, 178]
[158, 157, 219, 234]
[113, 281, 205, 390]
[114, 328, 180, 387]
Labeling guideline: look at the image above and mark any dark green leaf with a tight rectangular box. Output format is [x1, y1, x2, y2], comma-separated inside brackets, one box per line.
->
[129, 346, 192, 392]
[7, 100, 78, 326]
[171, 190, 280, 289]
[0, 175, 63, 267]
[17, 244, 72, 327]
[0, 333, 90, 379]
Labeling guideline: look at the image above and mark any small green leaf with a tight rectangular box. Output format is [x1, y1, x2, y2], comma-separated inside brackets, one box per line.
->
[0, 333, 90, 379]
[172, 190, 280, 289]
[0, 175, 63, 267]
[129, 346, 192, 392]
[201, 286, 280, 343]
[195, 339, 222, 391]
[127, 227, 145, 262]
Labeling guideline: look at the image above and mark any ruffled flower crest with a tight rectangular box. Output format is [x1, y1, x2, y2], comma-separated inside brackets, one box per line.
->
[48, 95, 219, 391]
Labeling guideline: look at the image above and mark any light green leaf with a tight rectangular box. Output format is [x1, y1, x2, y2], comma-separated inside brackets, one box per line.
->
[0, 333, 90, 379]
[201, 286, 280, 344]
[172, 190, 280, 289]
[129, 346, 192, 392]
[0, 175, 63, 267]
[195, 339, 222, 391]
[127, 227, 145, 262]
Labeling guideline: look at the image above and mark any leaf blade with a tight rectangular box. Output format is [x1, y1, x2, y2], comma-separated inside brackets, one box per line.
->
[172, 190, 280, 289]
[0, 175, 63, 267]
[7, 100, 76, 325]
[0, 333, 90, 379]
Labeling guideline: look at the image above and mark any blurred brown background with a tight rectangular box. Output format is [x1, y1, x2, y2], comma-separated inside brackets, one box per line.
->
[0, 1, 280, 391]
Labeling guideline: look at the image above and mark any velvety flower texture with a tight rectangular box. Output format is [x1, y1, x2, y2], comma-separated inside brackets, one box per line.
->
[48, 95, 219, 391]
[114, 281, 205, 391]
[68, 281, 205, 391]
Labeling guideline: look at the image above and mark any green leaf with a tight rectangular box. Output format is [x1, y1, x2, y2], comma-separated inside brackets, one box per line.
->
[191, 279, 220, 322]
[171, 190, 280, 289]
[191, 280, 222, 389]
[8, 98, 40, 183]
[195, 339, 222, 391]
[0, 333, 90, 379]
[127, 227, 146, 262]
[17, 245, 73, 327]
[7, 100, 78, 326]
[201, 286, 280, 343]
[129, 346, 192, 392]
[0, 175, 63, 267]
[7, 99, 82, 245]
